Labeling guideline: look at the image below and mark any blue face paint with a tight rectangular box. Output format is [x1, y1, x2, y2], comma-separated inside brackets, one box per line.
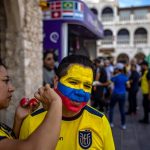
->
[58, 82, 91, 102]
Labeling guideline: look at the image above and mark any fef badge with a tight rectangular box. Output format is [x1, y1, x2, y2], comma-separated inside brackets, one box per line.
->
[79, 130, 92, 149]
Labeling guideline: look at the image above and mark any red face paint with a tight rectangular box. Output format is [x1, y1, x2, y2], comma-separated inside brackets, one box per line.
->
[55, 89, 87, 113]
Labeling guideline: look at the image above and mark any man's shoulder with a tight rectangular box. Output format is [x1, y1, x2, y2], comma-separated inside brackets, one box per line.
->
[84, 105, 104, 118]
[25, 108, 47, 122]
[31, 108, 47, 117]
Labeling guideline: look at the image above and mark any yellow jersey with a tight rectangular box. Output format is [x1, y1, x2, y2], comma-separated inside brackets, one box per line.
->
[0, 122, 14, 140]
[19, 105, 115, 150]
[141, 70, 149, 94]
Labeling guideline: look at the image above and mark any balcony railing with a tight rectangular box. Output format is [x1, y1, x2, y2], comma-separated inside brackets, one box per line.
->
[134, 38, 147, 44]
[101, 15, 114, 22]
[102, 36, 113, 45]
[102, 39, 113, 45]
[134, 15, 147, 20]
[101, 13, 150, 24]
[117, 36, 130, 44]
[119, 16, 130, 21]
[134, 35, 147, 44]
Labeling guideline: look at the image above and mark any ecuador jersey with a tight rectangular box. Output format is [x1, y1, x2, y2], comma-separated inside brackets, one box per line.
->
[0, 122, 14, 140]
[141, 70, 150, 94]
[19, 105, 115, 150]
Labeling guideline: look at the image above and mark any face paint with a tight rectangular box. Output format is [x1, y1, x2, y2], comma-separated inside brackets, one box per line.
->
[60, 64, 93, 93]
[55, 88, 87, 112]
[57, 82, 90, 102]
[57, 64, 93, 112]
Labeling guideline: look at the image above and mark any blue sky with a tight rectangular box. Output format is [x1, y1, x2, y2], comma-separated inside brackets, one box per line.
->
[119, 0, 150, 7]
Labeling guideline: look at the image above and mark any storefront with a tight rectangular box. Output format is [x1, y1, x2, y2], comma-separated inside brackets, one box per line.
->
[40, 0, 103, 62]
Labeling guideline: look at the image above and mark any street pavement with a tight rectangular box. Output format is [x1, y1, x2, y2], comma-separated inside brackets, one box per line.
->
[108, 90, 150, 150]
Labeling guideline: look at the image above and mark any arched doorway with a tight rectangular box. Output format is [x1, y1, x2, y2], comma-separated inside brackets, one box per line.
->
[117, 53, 129, 64]
[117, 28, 130, 44]
[101, 7, 114, 21]
[134, 28, 148, 44]
[102, 29, 113, 44]
[134, 52, 145, 63]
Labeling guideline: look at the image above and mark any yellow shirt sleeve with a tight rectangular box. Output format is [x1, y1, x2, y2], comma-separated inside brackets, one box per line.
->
[19, 110, 46, 140]
[102, 116, 115, 150]
[19, 115, 31, 140]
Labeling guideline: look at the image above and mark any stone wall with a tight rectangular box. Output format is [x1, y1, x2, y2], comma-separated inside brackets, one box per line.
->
[0, 0, 43, 126]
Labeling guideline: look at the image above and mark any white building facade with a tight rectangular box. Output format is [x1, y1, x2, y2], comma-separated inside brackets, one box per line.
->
[84, 0, 150, 63]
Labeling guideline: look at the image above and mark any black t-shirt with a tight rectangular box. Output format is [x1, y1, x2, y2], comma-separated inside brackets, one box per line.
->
[98, 67, 107, 83]
[129, 70, 140, 91]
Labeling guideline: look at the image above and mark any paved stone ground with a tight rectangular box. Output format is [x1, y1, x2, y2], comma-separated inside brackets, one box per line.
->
[108, 91, 150, 150]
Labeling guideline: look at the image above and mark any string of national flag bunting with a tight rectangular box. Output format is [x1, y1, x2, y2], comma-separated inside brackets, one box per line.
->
[42, 1, 84, 20]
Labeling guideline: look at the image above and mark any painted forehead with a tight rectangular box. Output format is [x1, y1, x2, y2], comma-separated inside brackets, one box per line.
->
[65, 64, 93, 81]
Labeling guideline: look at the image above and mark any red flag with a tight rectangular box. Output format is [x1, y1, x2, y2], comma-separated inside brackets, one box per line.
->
[51, 11, 61, 19]
[50, 2, 61, 10]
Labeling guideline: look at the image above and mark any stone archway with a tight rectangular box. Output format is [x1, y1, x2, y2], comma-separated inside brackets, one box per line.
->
[117, 53, 129, 64]
[0, 0, 43, 125]
[134, 27, 148, 44]
[117, 28, 130, 44]
[101, 6, 114, 21]
[134, 52, 145, 63]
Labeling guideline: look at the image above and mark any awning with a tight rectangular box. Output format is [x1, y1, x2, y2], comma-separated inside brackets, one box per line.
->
[40, 0, 103, 39]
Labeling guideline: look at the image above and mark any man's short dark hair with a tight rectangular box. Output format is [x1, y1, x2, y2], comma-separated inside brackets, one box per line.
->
[43, 51, 54, 60]
[56, 55, 94, 78]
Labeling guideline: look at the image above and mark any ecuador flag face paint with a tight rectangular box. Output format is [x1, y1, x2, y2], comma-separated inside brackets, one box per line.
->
[60, 64, 93, 93]
[57, 64, 93, 112]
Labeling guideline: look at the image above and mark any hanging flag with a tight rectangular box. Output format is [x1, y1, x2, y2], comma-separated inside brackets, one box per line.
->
[62, 10, 74, 18]
[43, 11, 51, 20]
[74, 12, 84, 20]
[62, 1, 74, 10]
[51, 11, 61, 19]
[50, 1, 61, 10]
[75, 2, 84, 12]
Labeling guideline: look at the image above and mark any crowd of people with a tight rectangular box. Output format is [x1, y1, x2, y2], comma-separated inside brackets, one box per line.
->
[0, 52, 150, 149]
[91, 57, 150, 129]
[42, 52, 150, 129]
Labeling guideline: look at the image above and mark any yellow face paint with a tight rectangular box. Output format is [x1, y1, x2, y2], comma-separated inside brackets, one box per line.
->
[60, 64, 93, 93]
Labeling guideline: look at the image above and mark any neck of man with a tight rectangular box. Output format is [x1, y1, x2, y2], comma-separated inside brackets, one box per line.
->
[62, 104, 81, 118]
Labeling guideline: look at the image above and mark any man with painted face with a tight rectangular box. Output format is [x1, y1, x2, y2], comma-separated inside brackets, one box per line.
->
[19, 55, 115, 150]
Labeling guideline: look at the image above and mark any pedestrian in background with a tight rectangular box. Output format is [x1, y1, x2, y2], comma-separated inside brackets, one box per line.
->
[109, 63, 129, 130]
[126, 64, 140, 115]
[43, 51, 57, 87]
[139, 60, 150, 124]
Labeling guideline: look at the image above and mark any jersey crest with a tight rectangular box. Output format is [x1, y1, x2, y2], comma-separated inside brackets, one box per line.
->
[79, 130, 92, 149]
